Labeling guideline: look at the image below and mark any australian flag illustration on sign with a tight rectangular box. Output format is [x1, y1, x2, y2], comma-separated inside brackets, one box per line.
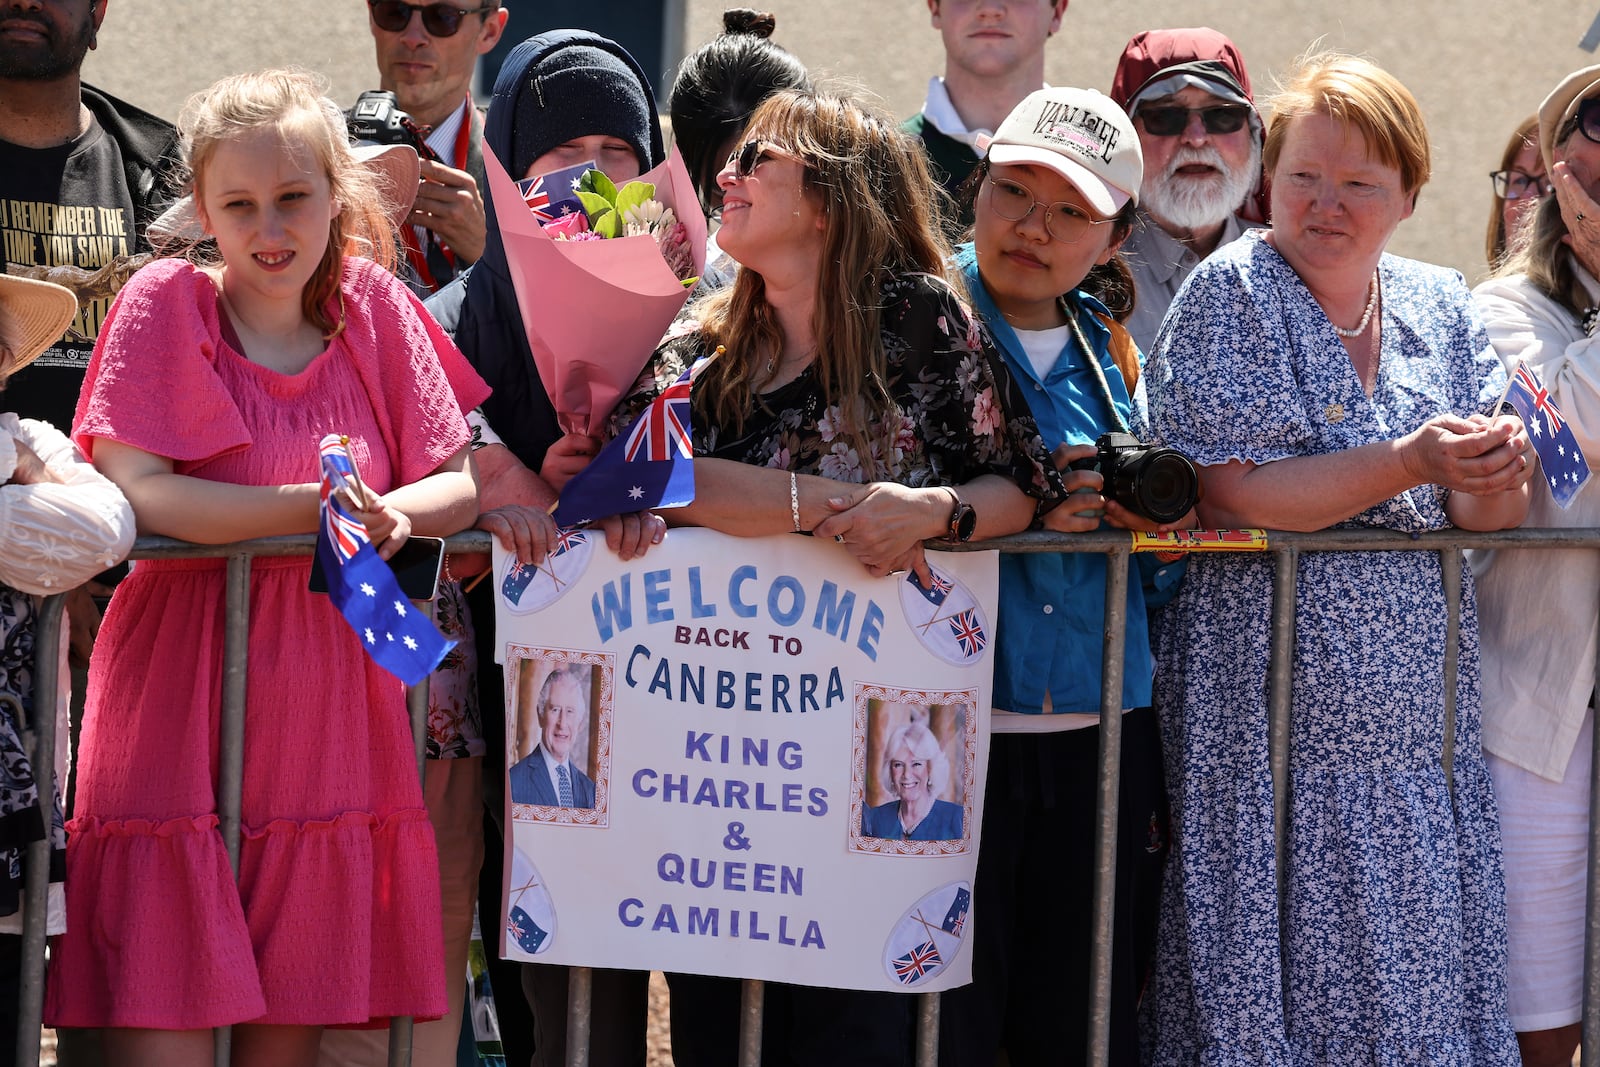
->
[906, 569, 952, 606]
[507, 904, 548, 954]
[941, 887, 971, 935]
[552, 363, 699, 527]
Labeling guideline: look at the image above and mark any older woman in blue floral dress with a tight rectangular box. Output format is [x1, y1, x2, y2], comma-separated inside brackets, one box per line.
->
[1139, 53, 1530, 1064]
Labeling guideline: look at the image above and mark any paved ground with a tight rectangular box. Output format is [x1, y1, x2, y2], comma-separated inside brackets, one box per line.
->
[83, 0, 1600, 280]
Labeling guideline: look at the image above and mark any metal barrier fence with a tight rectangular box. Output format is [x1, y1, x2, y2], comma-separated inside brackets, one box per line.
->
[16, 526, 1600, 1067]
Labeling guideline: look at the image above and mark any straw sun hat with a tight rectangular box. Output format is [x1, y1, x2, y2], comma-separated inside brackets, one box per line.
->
[0, 274, 76, 378]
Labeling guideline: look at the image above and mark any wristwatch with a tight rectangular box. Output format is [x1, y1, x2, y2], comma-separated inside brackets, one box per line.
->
[944, 489, 977, 543]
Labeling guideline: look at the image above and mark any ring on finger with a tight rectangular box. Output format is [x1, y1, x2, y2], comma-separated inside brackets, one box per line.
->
[1580, 211, 1588, 222]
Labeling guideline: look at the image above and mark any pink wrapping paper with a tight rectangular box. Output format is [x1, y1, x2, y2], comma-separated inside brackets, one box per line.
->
[483, 143, 709, 437]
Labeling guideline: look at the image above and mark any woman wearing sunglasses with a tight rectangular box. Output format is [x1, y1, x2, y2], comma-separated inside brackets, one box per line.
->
[1471, 65, 1600, 1067]
[1140, 52, 1527, 1064]
[612, 87, 1063, 1066]
[1485, 116, 1548, 270]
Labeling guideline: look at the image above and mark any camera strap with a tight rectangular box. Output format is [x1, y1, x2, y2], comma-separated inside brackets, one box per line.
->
[1065, 306, 1131, 436]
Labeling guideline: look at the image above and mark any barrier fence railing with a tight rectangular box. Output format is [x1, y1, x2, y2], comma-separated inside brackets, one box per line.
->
[17, 526, 1600, 1067]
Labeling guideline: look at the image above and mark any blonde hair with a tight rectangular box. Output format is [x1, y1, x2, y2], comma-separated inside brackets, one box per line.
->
[692, 90, 951, 475]
[177, 68, 398, 337]
[1496, 182, 1589, 319]
[1263, 52, 1431, 198]
[1486, 116, 1540, 269]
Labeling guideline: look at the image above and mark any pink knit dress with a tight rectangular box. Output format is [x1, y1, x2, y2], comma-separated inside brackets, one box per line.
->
[44, 256, 489, 1029]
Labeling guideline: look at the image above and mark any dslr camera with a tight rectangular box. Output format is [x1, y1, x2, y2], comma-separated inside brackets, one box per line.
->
[1068, 432, 1200, 525]
[346, 90, 424, 151]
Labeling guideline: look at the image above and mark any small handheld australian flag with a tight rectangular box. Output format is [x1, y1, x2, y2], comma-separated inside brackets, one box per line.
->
[314, 434, 454, 685]
[551, 358, 704, 527]
[1502, 361, 1591, 509]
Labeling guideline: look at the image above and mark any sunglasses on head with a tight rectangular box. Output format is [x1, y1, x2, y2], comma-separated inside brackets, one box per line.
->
[367, 0, 496, 37]
[1560, 96, 1600, 150]
[725, 140, 796, 179]
[1137, 104, 1250, 138]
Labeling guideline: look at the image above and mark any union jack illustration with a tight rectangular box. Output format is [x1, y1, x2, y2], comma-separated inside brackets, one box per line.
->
[552, 527, 588, 556]
[624, 376, 693, 462]
[892, 940, 942, 984]
[948, 609, 987, 657]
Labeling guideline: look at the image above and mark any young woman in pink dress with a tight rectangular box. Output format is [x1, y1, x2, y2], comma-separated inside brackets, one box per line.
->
[43, 69, 487, 1067]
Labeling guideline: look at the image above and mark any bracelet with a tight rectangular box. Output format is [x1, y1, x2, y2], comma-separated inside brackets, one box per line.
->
[441, 552, 454, 585]
[790, 471, 803, 532]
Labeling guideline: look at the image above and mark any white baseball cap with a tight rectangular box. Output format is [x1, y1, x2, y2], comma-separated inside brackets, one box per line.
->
[985, 87, 1143, 216]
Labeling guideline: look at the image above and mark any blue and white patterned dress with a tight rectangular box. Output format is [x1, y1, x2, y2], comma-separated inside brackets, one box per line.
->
[1139, 231, 1519, 1065]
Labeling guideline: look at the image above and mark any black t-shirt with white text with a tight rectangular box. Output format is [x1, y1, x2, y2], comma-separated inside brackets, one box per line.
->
[0, 119, 143, 433]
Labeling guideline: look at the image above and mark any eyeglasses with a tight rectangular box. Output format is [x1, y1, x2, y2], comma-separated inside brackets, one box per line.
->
[367, 0, 496, 37]
[1490, 169, 1551, 201]
[724, 139, 802, 179]
[1137, 105, 1251, 138]
[985, 175, 1113, 244]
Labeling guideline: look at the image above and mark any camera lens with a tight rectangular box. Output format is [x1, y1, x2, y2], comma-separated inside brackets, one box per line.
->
[1113, 447, 1199, 525]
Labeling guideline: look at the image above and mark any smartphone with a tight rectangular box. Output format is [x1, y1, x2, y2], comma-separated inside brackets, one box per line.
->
[309, 535, 447, 601]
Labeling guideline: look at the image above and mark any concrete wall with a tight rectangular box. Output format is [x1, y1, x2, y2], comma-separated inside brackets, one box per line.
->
[84, 0, 1600, 279]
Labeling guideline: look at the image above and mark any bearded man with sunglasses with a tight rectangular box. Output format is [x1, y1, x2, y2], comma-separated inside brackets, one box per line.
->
[366, 0, 507, 291]
[1109, 27, 1265, 353]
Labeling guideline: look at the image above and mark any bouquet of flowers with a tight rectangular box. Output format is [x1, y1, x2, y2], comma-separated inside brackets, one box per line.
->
[484, 145, 708, 437]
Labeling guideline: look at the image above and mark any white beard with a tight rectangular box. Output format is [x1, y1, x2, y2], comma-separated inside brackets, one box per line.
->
[1141, 141, 1260, 232]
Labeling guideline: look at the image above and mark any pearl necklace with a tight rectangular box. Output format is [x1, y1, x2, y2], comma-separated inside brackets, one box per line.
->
[1330, 273, 1379, 338]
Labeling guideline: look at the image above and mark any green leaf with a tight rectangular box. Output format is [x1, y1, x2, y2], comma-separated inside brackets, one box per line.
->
[613, 181, 657, 218]
[576, 191, 615, 221]
[577, 169, 618, 204]
[593, 210, 621, 239]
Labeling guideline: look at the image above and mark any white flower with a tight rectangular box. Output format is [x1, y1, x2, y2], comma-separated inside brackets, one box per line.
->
[623, 200, 673, 237]
[817, 405, 845, 443]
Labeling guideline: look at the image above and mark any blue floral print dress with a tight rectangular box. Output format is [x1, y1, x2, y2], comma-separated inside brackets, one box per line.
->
[1139, 231, 1519, 1065]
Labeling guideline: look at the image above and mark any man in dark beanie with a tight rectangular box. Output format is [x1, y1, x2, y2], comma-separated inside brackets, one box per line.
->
[424, 28, 665, 1067]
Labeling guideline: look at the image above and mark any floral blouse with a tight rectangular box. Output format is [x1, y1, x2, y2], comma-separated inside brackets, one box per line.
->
[617, 272, 1063, 509]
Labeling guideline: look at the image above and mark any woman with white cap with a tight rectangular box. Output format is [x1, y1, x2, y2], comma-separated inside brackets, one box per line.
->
[937, 84, 1190, 1066]
[1471, 62, 1600, 1067]
[0, 273, 133, 1063]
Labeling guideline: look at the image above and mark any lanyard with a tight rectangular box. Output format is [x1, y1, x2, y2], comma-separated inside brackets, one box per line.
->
[1062, 298, 1130, 436]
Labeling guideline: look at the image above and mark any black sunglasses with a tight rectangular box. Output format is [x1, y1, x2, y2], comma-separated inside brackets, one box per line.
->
[725, 139, 796, 179]
[1137, 105, 1250, 138]
[1560, 96, 1600, 150]
[368, 0, 496, 37]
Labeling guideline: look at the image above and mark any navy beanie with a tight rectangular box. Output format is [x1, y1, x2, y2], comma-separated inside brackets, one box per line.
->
[511, 43, 655, 178]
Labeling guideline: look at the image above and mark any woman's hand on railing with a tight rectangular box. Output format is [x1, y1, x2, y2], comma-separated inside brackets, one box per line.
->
[476, 504, 559, 566]
[596, 511, 668, 562]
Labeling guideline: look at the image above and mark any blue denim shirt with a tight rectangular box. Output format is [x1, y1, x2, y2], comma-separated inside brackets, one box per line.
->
[958, 244, 1167, 714]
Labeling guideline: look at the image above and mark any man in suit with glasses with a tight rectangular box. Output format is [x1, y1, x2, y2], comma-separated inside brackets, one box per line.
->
[366, 0, 507, 292]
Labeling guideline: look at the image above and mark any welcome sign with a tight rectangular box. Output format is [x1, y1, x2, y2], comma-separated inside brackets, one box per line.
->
[492, 528, 996, 991]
